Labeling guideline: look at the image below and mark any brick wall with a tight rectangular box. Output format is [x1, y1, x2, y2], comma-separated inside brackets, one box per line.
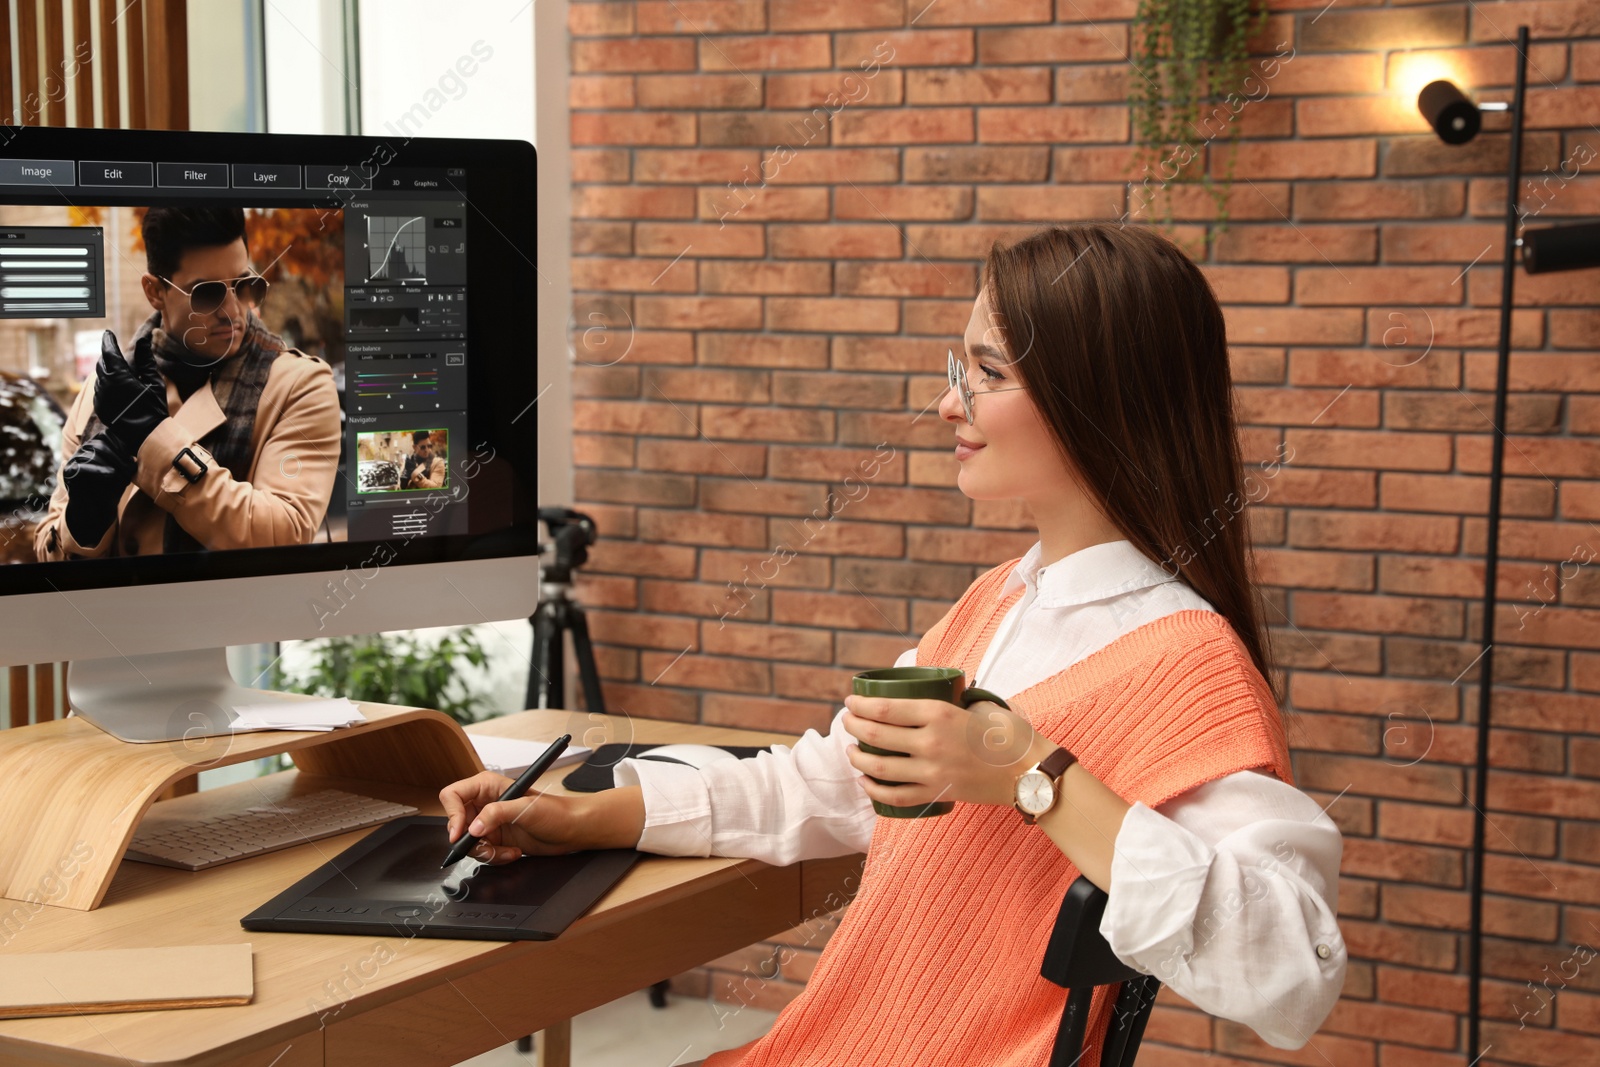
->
[562, 1, 1600, 1062]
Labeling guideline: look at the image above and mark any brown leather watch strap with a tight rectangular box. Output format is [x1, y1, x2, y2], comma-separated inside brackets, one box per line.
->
[1039, 746, 1076, 781]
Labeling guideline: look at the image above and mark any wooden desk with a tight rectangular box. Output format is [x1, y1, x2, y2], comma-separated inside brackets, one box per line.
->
[0, 709, 864, 1067]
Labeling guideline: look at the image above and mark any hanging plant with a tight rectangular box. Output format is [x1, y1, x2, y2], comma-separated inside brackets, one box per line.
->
[1128, 0, 1267, 236]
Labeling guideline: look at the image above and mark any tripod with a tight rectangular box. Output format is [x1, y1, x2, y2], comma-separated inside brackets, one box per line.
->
[526, 508, 606, 716]
[524, 509, 674, 1014]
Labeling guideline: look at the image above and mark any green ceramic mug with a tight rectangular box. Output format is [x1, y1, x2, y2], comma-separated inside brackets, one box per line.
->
[850, 666, 1012, 818]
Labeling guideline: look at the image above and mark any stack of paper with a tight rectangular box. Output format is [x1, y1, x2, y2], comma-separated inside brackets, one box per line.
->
[470, 734, 593, 777]
[230, 698, 367, 732]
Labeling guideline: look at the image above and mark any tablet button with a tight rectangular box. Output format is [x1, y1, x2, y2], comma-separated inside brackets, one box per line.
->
[383, 905, 432, 920]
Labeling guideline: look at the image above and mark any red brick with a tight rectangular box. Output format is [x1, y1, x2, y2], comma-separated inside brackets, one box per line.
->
[573, 255, 697, 292]
[976, 184, 1126, 221]
[1379, 473, 1554, 518]
[1247, 468, 1376, 508]
[571, 111, 697, 146]
[909, 68, 1052, 105]
[772, 590, 908, 632]
[572, 37, 697, 73]
[768, 297, 899, 333]
[759, 148, 903, 185]
[573, 185, 698, 218]
[700, 548, 831, 590]
[635, 439, 767, 479]
[1297, 181, 1466, 220]
[574, 572, 640, 611]
[1465, 352, 1600, 391]
[1367, 308, 1543, 351]
[571, 150, 631, 183]
[634, 1, 767, 32]
[1297, 96, 1436, 139]
[1235, 385, 1377, 426]
[573, 399, 699, 438]
[837, 262, 976, 299]
[586, 541, 698, 580]
[1386, 392, 1559, 434]
[596, 680, 698, 723]
[977, 25, 1127, 63]
[977, 106, 1128, 144]
[906, 528, 1038, 564]
[1296, 267, 1466, 306]
[768, 224, 902, 259]
[700, 34, 832, 72]
[767, 0, 902, 30]
[833, 485, 970, 524]
[1053, 65, 1130, 105]
[770, 371, 903, 410]
[700, 186, 832, 224]
[918, 0, 1054, 23]
[1458, 437, 1600, 479]
[1214, 224, 1379, 264]
[769, 446, 906, 483]
[570, 75, 635, 110]
[1225, 307, 1366, 344]
[765, 70, 904, 110]
[1232, 139, 1378, 179]
[835, 29, 975, 67]
[772, 517, 904, 558]
[640, 651, 769, 693]
[904, 146, 1050, 183]
[1300, 6, 1466, 50]
[649, 369, 774, 406]
[568, 2, 634, 36]
[701, 478, 830, 516]
[701, 260, 830, 295]
[643, 578, 769, 621]
[1294, 592, 1464, 638]
[635, 222, 764, 257]
[700, 620, 833, 663]
[700, 333, 829, 369]
[834, 107, 975, 145]
[833, 184, 974, 221]
[573, 433, 634, 468]
[701, 405, 835, 443]
[634, 149, 761, 183]
[637, 508, 769, 549]
[1254, 548, 1374, 591]
[586, 609, 700, 652]
[1285, 429, 1454, 471]
[702, 693, 834, 735]
[635, 295, 763, 330]
[1296, 753, 1465, 805]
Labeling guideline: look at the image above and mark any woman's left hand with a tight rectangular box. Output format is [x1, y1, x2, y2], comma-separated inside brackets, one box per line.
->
[842, 694, 1045, 809]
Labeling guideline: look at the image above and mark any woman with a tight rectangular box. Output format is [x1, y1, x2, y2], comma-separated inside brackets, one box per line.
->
[442, 223, 1347, 1066]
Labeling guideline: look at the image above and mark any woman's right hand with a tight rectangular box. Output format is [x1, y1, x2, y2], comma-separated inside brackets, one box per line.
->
[439, 771, 585, 865]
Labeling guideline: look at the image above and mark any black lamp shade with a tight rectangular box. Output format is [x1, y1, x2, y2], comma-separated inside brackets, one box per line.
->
[1522, 220, 1600, 274]
[1418, 80, 1481, 144]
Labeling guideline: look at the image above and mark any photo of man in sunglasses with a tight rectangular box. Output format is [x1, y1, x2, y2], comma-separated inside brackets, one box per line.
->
[34, 206, 341, 560]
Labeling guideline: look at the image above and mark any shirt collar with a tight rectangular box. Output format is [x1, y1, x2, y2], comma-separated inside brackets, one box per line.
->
[999, 539, 1182, 608]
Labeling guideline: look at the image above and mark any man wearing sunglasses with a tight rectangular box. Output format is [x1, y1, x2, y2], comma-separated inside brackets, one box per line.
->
[34, 206, 341, 560]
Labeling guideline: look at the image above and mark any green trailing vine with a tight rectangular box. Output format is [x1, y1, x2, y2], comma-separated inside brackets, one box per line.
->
[1128, 0, 1268, 237]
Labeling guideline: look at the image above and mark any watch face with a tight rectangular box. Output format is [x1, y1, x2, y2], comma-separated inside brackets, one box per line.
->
[1017, 770, 1055, 815]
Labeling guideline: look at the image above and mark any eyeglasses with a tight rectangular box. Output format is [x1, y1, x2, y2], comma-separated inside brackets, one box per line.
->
[947, 347, 1027, 425]
[159, 273, 270, 314]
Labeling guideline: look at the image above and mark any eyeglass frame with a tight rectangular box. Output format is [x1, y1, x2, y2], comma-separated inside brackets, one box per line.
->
[947, 347, 1027, 425]
[156, 271, 270, 315]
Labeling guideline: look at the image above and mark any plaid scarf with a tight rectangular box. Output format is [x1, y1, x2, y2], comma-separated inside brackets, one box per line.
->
[84, 309, 282, 553]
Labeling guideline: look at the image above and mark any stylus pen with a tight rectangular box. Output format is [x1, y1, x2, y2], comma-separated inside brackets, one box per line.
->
[441, 733, 572, 867]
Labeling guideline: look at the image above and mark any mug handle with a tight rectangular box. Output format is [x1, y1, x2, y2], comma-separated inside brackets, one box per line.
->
[958, 686, 1010, 711]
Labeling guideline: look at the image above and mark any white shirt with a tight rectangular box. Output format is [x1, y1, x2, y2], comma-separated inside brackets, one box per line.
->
[612, 539, 1347, 1050]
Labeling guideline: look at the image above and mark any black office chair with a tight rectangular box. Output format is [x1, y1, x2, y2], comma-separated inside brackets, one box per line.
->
[1041, 875, 1163, 1066]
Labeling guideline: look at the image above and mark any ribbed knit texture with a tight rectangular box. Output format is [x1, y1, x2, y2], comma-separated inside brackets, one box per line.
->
[706, 559, 1295, 1067]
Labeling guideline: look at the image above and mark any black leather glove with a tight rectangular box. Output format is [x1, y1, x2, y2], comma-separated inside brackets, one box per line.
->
[61, 431, 135, 549]
[92, 329, 169, 463]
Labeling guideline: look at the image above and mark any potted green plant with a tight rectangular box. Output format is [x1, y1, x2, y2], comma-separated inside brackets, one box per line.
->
[1128, 0, 1267, 234]
[272, 628, 493, 726]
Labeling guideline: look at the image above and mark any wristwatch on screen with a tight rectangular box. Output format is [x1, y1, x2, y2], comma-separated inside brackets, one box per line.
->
[1013, 746, 1077, 825]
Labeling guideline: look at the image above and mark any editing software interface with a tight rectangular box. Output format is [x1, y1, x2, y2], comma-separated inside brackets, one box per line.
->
[0, 155, 476, 561]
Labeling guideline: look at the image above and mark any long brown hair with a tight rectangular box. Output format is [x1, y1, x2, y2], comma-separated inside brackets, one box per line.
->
[981, 223, 1282, 705]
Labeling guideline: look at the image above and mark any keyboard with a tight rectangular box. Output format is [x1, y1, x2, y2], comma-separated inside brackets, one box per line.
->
[125, 788, 419, 871]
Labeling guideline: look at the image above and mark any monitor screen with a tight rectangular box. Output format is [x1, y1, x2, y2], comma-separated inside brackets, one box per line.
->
[0, 127, 536, 597]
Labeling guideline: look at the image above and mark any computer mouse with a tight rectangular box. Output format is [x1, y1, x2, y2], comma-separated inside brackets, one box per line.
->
[632, 743, 740, 770]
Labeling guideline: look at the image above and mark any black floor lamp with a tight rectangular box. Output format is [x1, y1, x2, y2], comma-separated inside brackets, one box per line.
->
[1414, 25, 1600, 1064]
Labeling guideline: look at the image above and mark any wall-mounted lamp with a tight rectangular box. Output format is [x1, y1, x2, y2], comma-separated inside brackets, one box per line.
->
[1416, 79, 1481, 144]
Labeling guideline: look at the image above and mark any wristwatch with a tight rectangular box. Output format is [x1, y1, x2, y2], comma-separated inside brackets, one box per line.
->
[1013, 746, 1077, 825]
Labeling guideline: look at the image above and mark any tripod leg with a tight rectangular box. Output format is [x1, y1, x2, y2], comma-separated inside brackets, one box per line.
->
[532, 603, 565, 711]
[564, 605, 607, 715]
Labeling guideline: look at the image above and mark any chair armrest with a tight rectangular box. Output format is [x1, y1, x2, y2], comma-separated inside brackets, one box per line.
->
[1039, 875, 1146, 989]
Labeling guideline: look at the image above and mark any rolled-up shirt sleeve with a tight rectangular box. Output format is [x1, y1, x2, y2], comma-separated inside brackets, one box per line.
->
[1100, 770, 1347, 1050]
[610, 648, 917, 866]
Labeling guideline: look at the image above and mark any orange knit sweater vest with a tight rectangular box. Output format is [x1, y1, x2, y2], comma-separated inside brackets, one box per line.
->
[705, 559, 1295, 1067]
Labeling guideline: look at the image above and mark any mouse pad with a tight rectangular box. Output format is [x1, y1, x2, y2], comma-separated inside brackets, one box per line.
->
[561, 743, 774, 793]
[241, 816, 640, 941]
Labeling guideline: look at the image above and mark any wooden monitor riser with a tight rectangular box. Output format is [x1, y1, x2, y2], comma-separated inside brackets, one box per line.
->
[0, 701, 482, 911]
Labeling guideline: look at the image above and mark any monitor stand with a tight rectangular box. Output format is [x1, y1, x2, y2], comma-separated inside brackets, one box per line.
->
[68, 647, 311, 743]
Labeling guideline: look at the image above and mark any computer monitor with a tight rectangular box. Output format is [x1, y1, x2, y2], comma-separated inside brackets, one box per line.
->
[0, 125, 537, 741]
